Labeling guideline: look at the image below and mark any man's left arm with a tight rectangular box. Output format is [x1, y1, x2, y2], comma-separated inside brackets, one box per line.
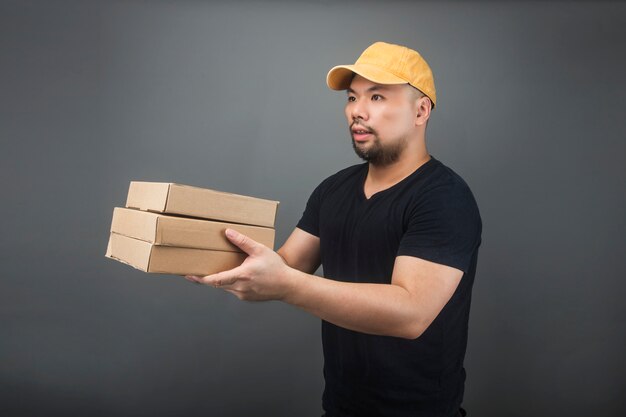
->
[284, 254, 462, 339]
[186, 229, 462, 340]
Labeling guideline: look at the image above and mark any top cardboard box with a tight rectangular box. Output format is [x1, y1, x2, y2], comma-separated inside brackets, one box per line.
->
[125, 181, 279, 228]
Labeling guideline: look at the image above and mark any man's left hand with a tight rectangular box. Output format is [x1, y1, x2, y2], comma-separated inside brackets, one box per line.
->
[185, 229, 293, 301]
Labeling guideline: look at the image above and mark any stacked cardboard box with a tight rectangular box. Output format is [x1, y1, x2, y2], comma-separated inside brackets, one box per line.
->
[105, 182, 279, 276]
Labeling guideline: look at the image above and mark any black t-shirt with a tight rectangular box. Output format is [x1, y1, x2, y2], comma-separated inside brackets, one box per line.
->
[296, 156, 482, 417]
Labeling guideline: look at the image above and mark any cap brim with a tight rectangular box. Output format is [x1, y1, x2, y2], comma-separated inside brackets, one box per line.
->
[326, 63, 408, 90]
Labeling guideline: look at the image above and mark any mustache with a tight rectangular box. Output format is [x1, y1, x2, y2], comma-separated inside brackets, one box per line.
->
[350, 120, 376, 134]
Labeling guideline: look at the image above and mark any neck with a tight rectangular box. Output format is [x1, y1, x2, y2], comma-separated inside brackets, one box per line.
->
[366, 141, 430, 189]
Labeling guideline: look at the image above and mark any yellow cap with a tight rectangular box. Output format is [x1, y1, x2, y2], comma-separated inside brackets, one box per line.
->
[326, 41, 437, 108]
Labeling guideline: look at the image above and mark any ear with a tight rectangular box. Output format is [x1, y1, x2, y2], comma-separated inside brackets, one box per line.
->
[415, 96, 431, 127]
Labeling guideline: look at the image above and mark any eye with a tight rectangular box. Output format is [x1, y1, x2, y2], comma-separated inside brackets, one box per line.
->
[347, 96, 356, 102]
[372, 94, 383, 101]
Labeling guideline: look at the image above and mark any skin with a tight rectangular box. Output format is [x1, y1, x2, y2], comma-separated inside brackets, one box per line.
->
[185, 75, 463, 340]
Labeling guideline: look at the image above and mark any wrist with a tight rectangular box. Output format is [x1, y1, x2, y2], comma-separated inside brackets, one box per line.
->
[278, 265, 305, 303]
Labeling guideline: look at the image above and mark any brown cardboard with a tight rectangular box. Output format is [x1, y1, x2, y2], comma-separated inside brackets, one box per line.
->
[105, 232, 247, 276]
[125, 181, 279, 228]
[110, 207, 275, 251]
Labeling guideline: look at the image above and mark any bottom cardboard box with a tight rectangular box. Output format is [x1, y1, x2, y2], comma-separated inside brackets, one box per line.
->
[105, 232, 246, 276]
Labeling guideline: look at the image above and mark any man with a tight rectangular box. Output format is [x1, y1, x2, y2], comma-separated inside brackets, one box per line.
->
[186, 41, 482, 417]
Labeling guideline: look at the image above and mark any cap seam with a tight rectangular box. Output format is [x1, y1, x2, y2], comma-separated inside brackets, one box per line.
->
[398, 47, 409, 76]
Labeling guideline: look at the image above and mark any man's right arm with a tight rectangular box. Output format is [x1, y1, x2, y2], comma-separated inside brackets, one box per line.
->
[277, 227, 321, 275]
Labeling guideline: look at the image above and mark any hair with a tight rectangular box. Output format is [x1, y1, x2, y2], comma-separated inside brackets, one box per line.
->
[407, 85, 432, 129]
[408, 85, 433, 110]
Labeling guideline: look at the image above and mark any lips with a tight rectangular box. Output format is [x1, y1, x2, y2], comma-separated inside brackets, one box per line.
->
[351, 124, 373, 142]
[352, 130, 372, 142]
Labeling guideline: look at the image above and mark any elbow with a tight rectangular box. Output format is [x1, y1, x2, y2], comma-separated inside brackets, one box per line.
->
[395, 322, 428, 340]
[395, 313, 439, 339]
[399, 327, 425, 340]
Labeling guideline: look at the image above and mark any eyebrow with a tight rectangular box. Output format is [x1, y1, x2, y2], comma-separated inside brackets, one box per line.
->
[346, 85, 391, 95]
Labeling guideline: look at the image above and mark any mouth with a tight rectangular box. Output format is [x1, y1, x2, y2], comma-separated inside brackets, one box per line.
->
[351, 125, 373, 143]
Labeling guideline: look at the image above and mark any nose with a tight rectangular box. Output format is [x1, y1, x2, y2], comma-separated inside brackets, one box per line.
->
[348, 99, 368, 122]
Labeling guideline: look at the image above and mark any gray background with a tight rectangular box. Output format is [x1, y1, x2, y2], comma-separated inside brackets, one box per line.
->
[1, 1, 625, 416]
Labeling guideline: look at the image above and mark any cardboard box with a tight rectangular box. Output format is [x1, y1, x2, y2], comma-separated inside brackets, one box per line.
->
[126, 181, 279, 228]
[110, 207, 275, 251]
[105, 233, 247, 276]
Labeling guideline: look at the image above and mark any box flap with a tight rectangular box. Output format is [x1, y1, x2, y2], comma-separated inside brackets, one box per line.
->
[110, 207, 159, 243]
[105, 233, 153, 272]
[126, 182, 171, 212]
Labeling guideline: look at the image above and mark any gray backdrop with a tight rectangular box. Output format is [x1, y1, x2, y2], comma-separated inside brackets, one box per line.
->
[1, 1, 625, 416]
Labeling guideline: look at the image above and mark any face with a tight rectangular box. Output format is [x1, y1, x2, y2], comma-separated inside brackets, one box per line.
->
[345, 75, 420, 166]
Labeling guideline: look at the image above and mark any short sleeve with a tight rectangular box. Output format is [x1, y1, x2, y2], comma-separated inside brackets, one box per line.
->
[296, 182, 324, 237]
[397, 183, 482, 273]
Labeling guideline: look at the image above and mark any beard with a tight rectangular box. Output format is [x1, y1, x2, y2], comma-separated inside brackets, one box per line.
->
[350, 123, 408, 167]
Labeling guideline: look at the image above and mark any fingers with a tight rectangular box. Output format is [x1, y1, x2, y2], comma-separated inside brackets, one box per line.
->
[225, 229, 262, 256]
[186, 266, 248, 288]
[183, 230, 260, 289]
[184, 274, 249, 300]
[184, 275, 200, 284]
[185, 274, 231, 287]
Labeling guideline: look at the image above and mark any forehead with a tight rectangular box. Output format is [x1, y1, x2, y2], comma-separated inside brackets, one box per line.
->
[347, 74, 409, 94]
